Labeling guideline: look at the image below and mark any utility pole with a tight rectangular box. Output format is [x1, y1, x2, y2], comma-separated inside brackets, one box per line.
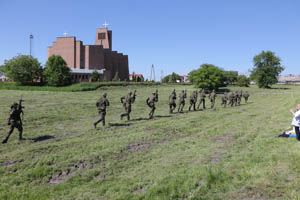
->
[29, 33, 33, 56]
[150, 64, 155, 82]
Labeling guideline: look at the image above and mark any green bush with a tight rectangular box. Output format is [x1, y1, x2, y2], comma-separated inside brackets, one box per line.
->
[0, 55, 43, 85]
[44, 55, 72, 86]
[237, 75, 250, 87]
[188, 64, 225, 90]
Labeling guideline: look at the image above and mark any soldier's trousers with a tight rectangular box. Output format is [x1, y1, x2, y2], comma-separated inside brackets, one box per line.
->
[244, 97, 248, 103]
[189, 101, 196, 111]
[210, 100, 215, 108]
[148, 105, 155, 119]
[178, 102, 185, 112]
[2, 122, 23, 143]
[169, 103, 176, 113]
[197, 99, 205, 110]
[229, 101, 234, 107]
[221, 101, 227, 108]
[121, 106, 132, 121]
[94, 111, 106, 126]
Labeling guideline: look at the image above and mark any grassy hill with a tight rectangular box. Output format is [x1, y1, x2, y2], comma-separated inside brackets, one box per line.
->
[0, 84, 299, 200]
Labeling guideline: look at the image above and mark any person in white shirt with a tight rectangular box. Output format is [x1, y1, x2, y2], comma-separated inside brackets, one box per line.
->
[290, 104, 300, 141]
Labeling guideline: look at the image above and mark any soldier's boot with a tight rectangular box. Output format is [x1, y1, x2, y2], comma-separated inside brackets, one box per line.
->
[18, 129, 24, 141]
[102, 119, 105, 126]
[127, 115, 130, 121]
[120, 114, 124, 120]
[188, 105, 191, 111]
[93, 123, 97, 129]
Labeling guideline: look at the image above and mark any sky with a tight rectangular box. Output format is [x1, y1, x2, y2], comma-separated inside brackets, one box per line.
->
[1, 0, 300, 80]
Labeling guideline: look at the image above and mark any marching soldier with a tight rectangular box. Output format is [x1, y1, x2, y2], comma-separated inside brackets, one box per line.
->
[237, 90, 243, 106]
[120, 90, 136, 121]
[209, 89, 217, 109]
[234, 91, 239, 106]
[228, 92, 235, 107]
[197, 89, 206, 110]
[169, 89, 177, 114]
[2, 98, 25, 144]
[243, 91, 250, 103]
[221, 92, 228, 108]
[146, 90, 158, 119]
[189, 90, 198, 111]
[94, 93, 110, 128]
[178, 89, 187, 113]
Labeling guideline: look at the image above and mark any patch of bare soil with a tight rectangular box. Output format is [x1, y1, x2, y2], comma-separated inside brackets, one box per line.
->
[3, 159, 24, 167]
[133, 187, 145, 195]
[49, 162, 87, 184]
[127, 141, 152, 152]
[209, 134, 233, 165]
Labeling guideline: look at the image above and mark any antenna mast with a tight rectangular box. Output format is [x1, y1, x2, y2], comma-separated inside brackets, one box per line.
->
[29, 33, 33, 56]
[150, 64, 155, 82]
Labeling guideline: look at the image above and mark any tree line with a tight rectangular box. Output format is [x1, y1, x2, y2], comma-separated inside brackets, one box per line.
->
[164, 50, 284, 89]
[0, 55, 72, 86]
[0, 50, 284, 88]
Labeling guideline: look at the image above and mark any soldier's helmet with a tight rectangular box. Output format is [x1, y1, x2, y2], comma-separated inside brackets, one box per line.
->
[129, 91, 132, 95]
[212, 89, 215, 92]
[103, 93, 107, 98]
[152, 92, 156, 95]
[11, 102, 18, 109]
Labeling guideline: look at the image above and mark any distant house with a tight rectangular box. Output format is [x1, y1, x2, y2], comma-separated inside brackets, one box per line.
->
[179, 75, 189, 83]
[129, 74, 144, 82]
[0, 73, 7, 82]
[277, 74, 300, 84]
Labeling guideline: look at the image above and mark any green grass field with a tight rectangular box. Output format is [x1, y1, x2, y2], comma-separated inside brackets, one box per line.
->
[0, 84, 300, 200]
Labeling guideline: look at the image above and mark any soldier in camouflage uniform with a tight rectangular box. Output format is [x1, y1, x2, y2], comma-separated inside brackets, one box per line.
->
[189, 90, 198, 111]
[234, 91, 239, 106]
[197, 89, 206, 110]
[2, 99, 25, 144]
[221, 92, 228, 108]
[94, 93, 110, 128]
[169, 89, 177, 114]
[209, 89, 217, 109]
[146, 90, 158, 119]
[177, 89, 187, 113]
[228, 92, 235, 107]
[243, 91, 250, 103]
[237, 90, 243, 106]
[120, 90, 136, 121]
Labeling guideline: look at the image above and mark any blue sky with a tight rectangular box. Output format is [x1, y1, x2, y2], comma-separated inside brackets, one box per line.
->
[1, 0, 300, 79]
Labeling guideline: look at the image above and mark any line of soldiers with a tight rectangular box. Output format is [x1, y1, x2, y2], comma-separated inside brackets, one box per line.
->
[2, 89, 250, 143]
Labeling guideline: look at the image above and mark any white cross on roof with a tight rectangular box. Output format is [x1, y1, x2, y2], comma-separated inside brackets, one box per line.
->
[102, 20, 109, 28]
[63, 31, 68, 37]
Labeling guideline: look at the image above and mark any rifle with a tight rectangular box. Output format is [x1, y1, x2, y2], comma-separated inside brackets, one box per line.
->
[19, 95, 25, 121]
[133, 90, 137, 102]
[155, 89, 158, 101]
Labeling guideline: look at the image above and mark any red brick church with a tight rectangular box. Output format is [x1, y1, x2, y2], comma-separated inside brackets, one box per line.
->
[47, 24, 129, 82]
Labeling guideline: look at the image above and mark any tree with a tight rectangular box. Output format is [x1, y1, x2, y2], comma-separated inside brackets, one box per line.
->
[250, 51, 284, 88]
[162, 72, 181, 83]
[44, 55, 72, 86]
[223, 71, 238, 85]
[91, 69, 101, 82]
[188, 64, 225, 90]
[0, 55, 43, 85]
[237, 75, 250, 87]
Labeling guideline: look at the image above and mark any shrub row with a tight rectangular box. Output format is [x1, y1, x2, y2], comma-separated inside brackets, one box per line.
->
[0, 82, 161, 92]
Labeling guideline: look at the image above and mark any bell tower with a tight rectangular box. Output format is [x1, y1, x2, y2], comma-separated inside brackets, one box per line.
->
[95, 21, 112, 50]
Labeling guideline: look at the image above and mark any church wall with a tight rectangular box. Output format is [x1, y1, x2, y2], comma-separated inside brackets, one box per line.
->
[48, 37, 76, 68]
